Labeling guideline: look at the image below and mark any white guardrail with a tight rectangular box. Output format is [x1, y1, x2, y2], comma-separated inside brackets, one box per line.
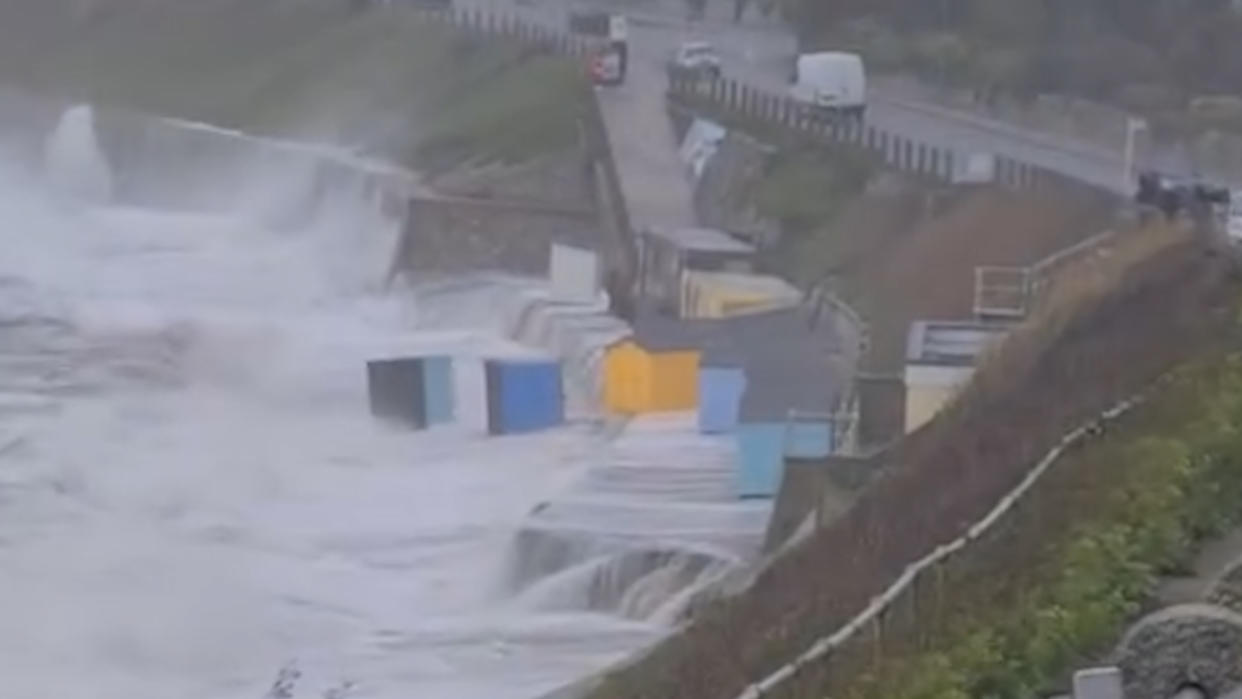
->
[734, 393, 1145, 698]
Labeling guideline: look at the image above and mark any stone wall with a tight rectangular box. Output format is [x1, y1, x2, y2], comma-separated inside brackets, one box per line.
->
[392, 194, 601, 278]
[428, 149, 595, 212]
[693, 130, 781, 247]
[763, 448, 888, 552]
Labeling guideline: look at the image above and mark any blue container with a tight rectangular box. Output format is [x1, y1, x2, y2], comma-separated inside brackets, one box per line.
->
[485, 358, 564, 435]
[735, 419, 834, 498]
[366, 356, 454, 430]
[784, 420, 832, 458]
[736, 423, 785, 498]
[698, 366, 746, 434]
[422, 356, 455, 426]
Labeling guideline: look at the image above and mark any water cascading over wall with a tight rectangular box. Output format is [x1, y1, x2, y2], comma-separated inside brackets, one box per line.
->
[0, 86, 409, 240]
[12, 89, 746, 629]
[506, 530, 741, 624]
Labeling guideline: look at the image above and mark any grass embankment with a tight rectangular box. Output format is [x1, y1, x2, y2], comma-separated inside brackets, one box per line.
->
[584, 227, 1241, 698]
[841, 225, 1242, 699]
[0, 0, 589, 170]
[845, 355, 1242, 699]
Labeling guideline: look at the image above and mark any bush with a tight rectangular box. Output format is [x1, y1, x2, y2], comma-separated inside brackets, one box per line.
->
[750, 150, 870, 234]
[1188, 95, 1242, 135]
[906, 32, 972, 85]
[969, 47, 1037, 99]
[833, 17, 907, 72]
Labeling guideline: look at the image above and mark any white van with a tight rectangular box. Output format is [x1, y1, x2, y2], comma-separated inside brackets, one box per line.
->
[789, 51, 866, 121]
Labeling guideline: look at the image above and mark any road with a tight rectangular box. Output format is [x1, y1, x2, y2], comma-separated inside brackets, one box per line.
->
[620, 8, 1141, 194]
[458, 0, 1207, 198]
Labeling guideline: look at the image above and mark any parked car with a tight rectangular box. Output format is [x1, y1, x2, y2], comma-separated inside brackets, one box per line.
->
[789, 51, 866, 122]
[590, 45, 624, 86]
[668, 41, 722, 80]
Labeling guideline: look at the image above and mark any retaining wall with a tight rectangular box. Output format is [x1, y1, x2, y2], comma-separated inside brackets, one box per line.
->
[393, 195, 601, 277]
[0, 85, 407, 246]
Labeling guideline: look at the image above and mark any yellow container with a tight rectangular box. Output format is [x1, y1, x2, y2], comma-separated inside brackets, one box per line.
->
[680, 270, 801, 319]
[603, 339, 701, 414]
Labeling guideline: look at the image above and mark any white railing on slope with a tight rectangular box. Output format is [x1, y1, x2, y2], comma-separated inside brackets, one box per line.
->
[734, 394, 1144, 699]
[972, 229, 1119, 321]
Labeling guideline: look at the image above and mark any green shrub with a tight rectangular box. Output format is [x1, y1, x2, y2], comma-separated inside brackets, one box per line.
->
[750, 150, 870, 234]
[906, 32, 972, 85]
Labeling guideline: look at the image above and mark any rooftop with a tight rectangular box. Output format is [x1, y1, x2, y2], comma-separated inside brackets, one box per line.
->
[619, 304, 846, 420]
[738, 346, 842, 422]
[644, 226, 755, 254]
[906, 320, 1013, 367]
[627, 303, 838, 355]
[685, 270, 802, 297]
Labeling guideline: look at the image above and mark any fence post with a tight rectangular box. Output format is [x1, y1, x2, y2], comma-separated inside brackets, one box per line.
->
[871, 612, 884, 667]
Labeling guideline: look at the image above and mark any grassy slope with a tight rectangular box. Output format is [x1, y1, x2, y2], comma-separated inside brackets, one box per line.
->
[758, 177, 1109, 373]
[843, 352, 1242, 699]
[0, 0, 588, 169]
[584, 231, 1241, 699]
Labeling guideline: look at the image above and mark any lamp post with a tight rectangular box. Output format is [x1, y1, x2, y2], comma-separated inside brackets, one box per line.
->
[1122, 116, 1148, 194]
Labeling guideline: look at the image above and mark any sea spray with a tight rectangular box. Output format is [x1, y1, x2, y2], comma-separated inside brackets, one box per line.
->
[44, 104, 113, 204]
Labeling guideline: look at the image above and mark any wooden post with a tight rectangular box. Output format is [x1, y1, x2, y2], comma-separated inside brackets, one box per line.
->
[871, 612, 884, 667]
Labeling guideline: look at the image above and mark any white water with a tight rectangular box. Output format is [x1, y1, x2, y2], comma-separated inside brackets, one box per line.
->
[43, 103, 112, 205]
[0, 103, 777, 699]
[0, 107, 677, 699]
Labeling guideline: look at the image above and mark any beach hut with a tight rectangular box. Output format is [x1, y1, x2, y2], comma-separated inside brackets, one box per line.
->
[485, 358, 564, 435]
[679, 269, 802, 320]
[734, 348, 839, 499]
[637, 226, 755, 316]
[548, 243, 601, 305]
[697, 347, 747, 434]
[366, 356, 454, 429]
[602, 314, 703, 415]
[904, 320, 1011, 434]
